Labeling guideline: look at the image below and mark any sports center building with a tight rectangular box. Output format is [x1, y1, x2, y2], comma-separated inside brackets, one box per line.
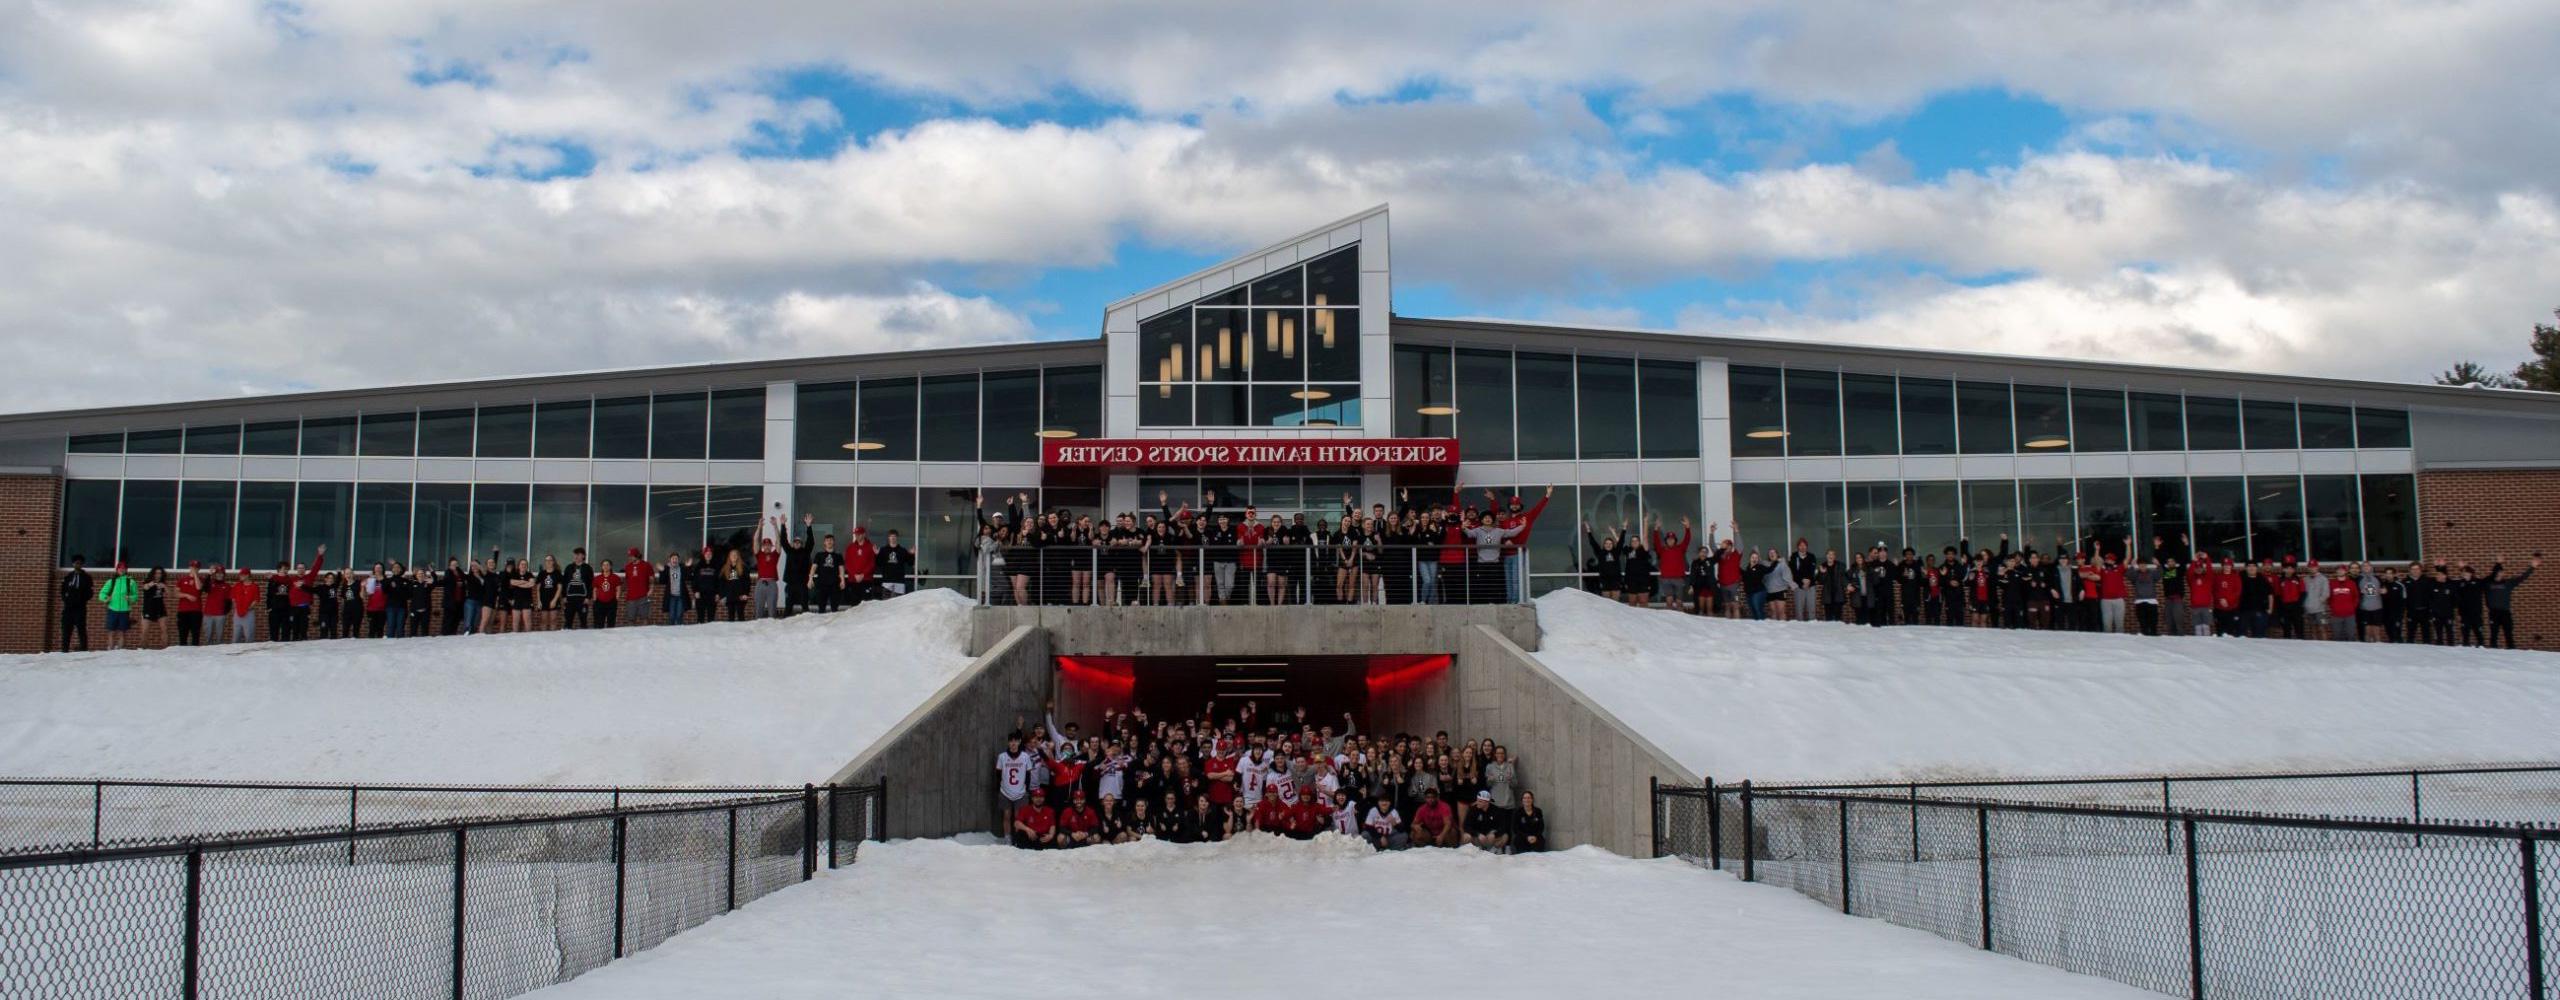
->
[4, 204, 2559, 651]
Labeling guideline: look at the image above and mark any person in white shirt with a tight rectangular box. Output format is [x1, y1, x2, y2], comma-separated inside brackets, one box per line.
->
[994, 734, 1037, 835]
[1362, 795, 1407, 850]
[1330, 790, 1358, 836]
[1238, 747, 1272, 808]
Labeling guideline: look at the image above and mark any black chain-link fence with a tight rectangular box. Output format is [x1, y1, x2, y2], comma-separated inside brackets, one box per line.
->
[1654, 782, 2557, 999]
[1747, 762, 2560, 826]
[0, 784, 884, 1000]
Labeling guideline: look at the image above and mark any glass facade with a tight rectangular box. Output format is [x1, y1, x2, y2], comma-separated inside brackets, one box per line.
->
[1140, 246, 1361, 427]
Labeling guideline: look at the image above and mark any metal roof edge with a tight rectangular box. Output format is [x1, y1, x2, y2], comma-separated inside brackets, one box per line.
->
[1100, 204, 1389, 315]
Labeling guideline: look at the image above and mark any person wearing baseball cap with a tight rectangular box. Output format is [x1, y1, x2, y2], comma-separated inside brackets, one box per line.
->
[174, 561, 205, 647]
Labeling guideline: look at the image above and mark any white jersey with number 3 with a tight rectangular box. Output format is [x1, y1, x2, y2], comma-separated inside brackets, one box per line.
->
[997, 750, 1036, 801]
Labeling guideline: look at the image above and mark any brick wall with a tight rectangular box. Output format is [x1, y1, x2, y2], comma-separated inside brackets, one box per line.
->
[1, 474, 62, 654]
[2418, 469, 2560, 652]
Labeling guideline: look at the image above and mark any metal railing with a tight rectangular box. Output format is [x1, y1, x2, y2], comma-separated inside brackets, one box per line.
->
[1741, 762, 2560, 828]
[0, 782, 883, 1000]
[1654, 778, 2557, 999]
[970, 543, 1535, 607]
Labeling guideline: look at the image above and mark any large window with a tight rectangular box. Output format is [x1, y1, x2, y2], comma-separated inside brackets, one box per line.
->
[1138, 247, 1362, 428]
[2297, 404, 2354, 450]
[1787, 482, 1846, 556]
[2013, 386, 2071, 452]
[530, 484, 589, 560]
[1728, 366, 1785, 458]
[1637, 359, 1698, 459]
[1514, 352, 1576, 461]
[981, 370, 1040, 462]
[2019, 479, 2076, 551]
[2129, 392, 2185, 452]
[352, 483, 411, 566]
[185, 424, 240, 456]
[1732, 483, 1788, 553]
[918, 487, 977, 578]
[650, 393, 708, 460]
[412, 484, 471, 567]
[126, 428, 185, 455]
[2361, 474, 2419, 562]
[2077, 478, 2133, 557]
[358, 412, 415, 457]
[2189, 477, 2249, 559]
[469, 483, 529, 557]
[118, 480, 179, 568]
[1394, 345, 1454, 439]
[1571, 355, 1637, 460]
[1902, 481, 1962, 555]
[236, 482, 294, 569]
[796, 382, 854, 459]
[646, 486, 703, 558]
[418, 409, 474, 456]
[2246, 475, 2304, 560]
[293, 482, 353, 561]
[791, 486, 854, 543]
[705, 486, 762, 557]
[1456, 349, 1515, 462]
[300, 418, 354, 457]
[2356, 407, 2411, 449]
[1042, 366, 1102, 441]
[177, 481, 236, 567]
[476, 405, 532, 459]
[1783, 370, 1841, 457]
[855, 486, 917, 546]
[2136, 478, 2190, 558]
[1956, 381, 2012, 455]
[855, 377, 917, 461]
[2186, 396, 2241, 450]
[1845, 481, 1901, 553]
[243, 421, 299, 456]
[2070, 388, 2129, 453]
[2302, 475, 2359, 561]
[535, 400, 593, 459]
[919, 376, 978, 462]
[592, 396, 650, 459]
[1962, 480, 2019, 542]
[69, 433, 123, 455]
[590, 485, 648, 568]
[1640, 484, 1703, 548]
[1841, 373, 1898, 456]
[708, 388, 765, 461]
[2241, 399, 2298, 450]
[1897, 377, 1956, 455]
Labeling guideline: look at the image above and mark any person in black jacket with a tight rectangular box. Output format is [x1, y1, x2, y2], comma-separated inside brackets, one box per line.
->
[876, 530, 913, 597]
[1859, 547, 1894, 627]
[2453, 564, 2489, 647]
[1897, 548, 1926, 625]
[2484, 555, 2542, 649]
[1817, 551, 1851, 622]
[57, 556, 93, 653]
[1511, 791, 1547, 853]
[2423, 564, 2457, 645]
[2378, 566, 2409, 643]
[783, 516, 813, 616]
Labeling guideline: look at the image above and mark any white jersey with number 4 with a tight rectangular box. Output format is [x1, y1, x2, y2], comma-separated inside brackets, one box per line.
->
[1239, 754, 1272, 804]
[996, 750, 1036, 801]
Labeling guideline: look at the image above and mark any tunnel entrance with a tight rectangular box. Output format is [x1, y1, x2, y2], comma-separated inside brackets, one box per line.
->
[1055, 654, 1452, 734]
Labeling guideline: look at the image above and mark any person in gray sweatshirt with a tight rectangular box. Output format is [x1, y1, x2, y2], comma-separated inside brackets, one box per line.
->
[2127, 558, 2162, 636]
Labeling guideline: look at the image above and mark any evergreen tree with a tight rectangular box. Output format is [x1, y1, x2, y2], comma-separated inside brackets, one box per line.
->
[2435, 360, 2523, 388]
[2513, 309, 2560, 392]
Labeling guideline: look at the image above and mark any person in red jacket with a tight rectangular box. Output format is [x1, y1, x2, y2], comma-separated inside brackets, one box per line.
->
[2325, 565, 2361, 641]
[1286, 790, 1332, 840]
[2273, 565, 2308, 639]
[284, 545, 324, 642]
[594, 560, 622, 628]
[1252, 791, 1294, 835]
[227, 571, 260, 643]
[1011, 789, 1058, 849]
[1492, 486, 1553, 603]
[201, 566, 232, 644]
[1714, 524, 1746, 619]
[2210, 559, 2244, 636]
[1649, 515, 1694, 607]
[2186, 554, 2214, 636]
[1409, 788, 1456, 847]
[845, 528, 878, 606]
[174, 563, 204, 647]
[1057, 789, 1103, 847]
[620, 549, 652, 625]
[2098, 553, 2129, 633]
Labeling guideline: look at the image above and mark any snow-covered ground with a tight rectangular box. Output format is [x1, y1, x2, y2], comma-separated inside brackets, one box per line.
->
[0, 591, 975, 785]
[1535, 589, 2560, 783]
[525, 836, 2154, 1000]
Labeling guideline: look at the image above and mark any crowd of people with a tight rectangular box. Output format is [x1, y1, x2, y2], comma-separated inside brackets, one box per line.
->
[998, 700, 1546, 853]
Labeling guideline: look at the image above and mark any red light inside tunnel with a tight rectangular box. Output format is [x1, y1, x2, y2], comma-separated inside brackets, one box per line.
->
[1057, 656, 1136, 691]
[1363, 654, 1451, 693]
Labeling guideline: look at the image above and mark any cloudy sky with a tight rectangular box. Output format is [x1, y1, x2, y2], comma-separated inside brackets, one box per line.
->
[4, 1, 2556, 413]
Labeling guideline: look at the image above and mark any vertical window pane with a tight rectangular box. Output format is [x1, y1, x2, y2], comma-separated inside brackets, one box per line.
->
[530, 484, 589, 562]
[796, 382, 854, 459]
[918, 487, 978, 579]
[2129, 393, 2185, 452]
[242, 421, 299, 456]
[299, 418, 354, 457]
[2185, 397, 2241, 450]
[1250, 308, 1305, 382]
[981, 370, 1041, 462]
[1141, 311, 1188, 393]
[2297, 404, 2354, 449]
[235, 482, 294, 569]
[2014, 386, 2071, 452]
[1514, 352, 1575, 461]
[1956, 381, 2012, 454]
[1306, 307, 1358, 383]
[855, 378, 916, 460]
[647, 486, 703, 559]
[917, 376, 977, 461]
[592, 396, 651, 459]
[1733, 484, 1788, 556]
[358, 412, 415, 457]
[1305, 387, 1359, 429]
[127, 428, 184, 454]
[177, 481, 236, 568]
[2242, 399, 2298, 450]
[789, 486, 854, 545]
[2303, 475, 2359, 561]
[1962, 480, 2019, 543]
[1306, 247, 1358, 303]
[418, 409, 475, 456]
[1041, 366, 1102, 440]
[1729, 366, 1785, 458]
[1640, 484, 1702, 549]
[649, 393, 708, 460]
[1845, 482, 1902, 553]
[1579, 484, 1642, 560]
[535, 400, 593, 459]
[1897, 378, 1956, 456]
[1902, 481, 1961, 556]
[1787, 482, 1846, 557]
[2247, 475, 2304, 560]
[1841, 374, 1898, 456]
[1195, 309, 1248, 385]
[704, 486, 761, 560]
[2069, 388, 2129, 453]
[69, 433, 124, 455]
[412, 484, 472, 568]
[2135, 478, 2191, 560]
[476, 406, 532, 458]
[121, 481, 180, 567]
[2360, 474, 2418, 563]
[2355, 407, 2411, 449]
[353, 483, 412, 567]
[292, 482, 352, 563]
[1637, 359, 1699, 459]
[2020, 479, 2077, 552]
[469, 483, 529, 558]
[1141, 384, 1195, 428]
[2189, 477, 2249, 560]
[1782, 370, 1842, 457]
[708, 388, 765, 461]
[1455, 349, 1515, 462]
[2077, 478, 2132, 558]
[184, 424, 241, 456]
[1197, 385, 1249, 427]
[1574, 355, 1638, 460]
[589, 485, 648, 568]
[1395, 345, 1453, 438]
[855, 486, 917, 551]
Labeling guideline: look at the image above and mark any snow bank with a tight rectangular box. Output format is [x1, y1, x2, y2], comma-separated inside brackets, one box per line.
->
[527, 836, 2151, 1000]
[0, 591, 976, 784]
[1534, 589, 2560, 782]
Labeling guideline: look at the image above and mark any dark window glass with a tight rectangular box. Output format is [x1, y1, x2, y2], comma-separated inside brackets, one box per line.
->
[915, 487, 979, 579]
[535, 400, 594, 459]
[645, 485, 703, 560]
[1962, 480, 2018, 541]
[2069, 388, 2129, 453]
[1195, 309, 1248, 385]
[2246, 475, 2304, 560]
[649, 393, 707, 460]
[855, 485, 916, 547]
[917, 376, 977, 462]
[1250, 385, 1304, 428]
[1787, 482, 1846, 556]
[1845, 482, 1901, 553]
[1305, 387, 1360, 429]
[1455, 349, 1515, 462]
[1839, 374, 1897, 456]
[1513, 353, 1575, 461]
[127, 428, 184, 454]
[184, 424, 241, 456]
[353, 483, 412, 566]
[1956, 382, 2012, 454]
[69, 432, 123, 455]
[2014, 385, 2071, 452]
[115, 480, 178, 567]
[2129, 393, 2184, 452]
[412, 483, 472, 567]
[1783, 370, 1842, 457]
[592, 397, 650, 459]
[1729, 366, 1786, 458]
[2355, 407, 2411, 449]
[235, 482, 294, 569]
[1306, 306, 1358, 383]
[2242, 399, 2298, 450]
[1141, 311, 1188, 390]
[2360, 474, 2418, 562]
[1041, 366, 1102, 440]
[1640, 484, 1703, 547]
[1577, 484, 1640, 575]
[2077, 478, 2133, 558]
[1140, 384, 1194, 428]
[293, 482, 353, 561]
[1395, 345, 1455, 439]
[2297, 404, 2354, 449]
[357, 411, 415, 457]
[470, 483, 530, 557]
[2303, 475, 2358, 561]
[176, 481, 236, 567]
[1733, 483, 1788, 554]
[1902, 481, 1962, 555]
[2020, 479, 2077, 550]
[1897, 378, 1955, 455]
[1306, 246, 1358, 306]
[1574, 355, 1637, 460]
[1249, 264, 1304, 306]
[2135, 478, 2190, 559]
[1194, 385, 1246, 427]
[981, 370, 1040, 462]
[796, 383, 854, 459]
[589, 485, 647, 568]
[58, 480, 119, 566]
[1637, 359, 1699, 459]
[476, 405, 532, 459]
[531, 484, 589, 561]
[417, 409, 475, 456]
[855, 379, 916, 460]
[243, 421, 299, 456]
[299, 417, 354, 457]
[1250, 308, 1306, 382]
[708, 388, 765, 461]
[2185, 396, 2241, 450]
[792, 486, 856, 542]
[705, 486, 762, 560]
[2189, 477, 2250, 560]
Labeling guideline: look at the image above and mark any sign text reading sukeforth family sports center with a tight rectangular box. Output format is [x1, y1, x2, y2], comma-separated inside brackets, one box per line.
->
[1041, 438, 1460, 469]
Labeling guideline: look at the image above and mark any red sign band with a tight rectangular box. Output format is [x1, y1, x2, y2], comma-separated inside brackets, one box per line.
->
[1041, 438, 1459, 469]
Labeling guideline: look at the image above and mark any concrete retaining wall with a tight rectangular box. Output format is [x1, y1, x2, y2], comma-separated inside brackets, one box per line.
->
[829, 625, 1053, 839]
[1457, 624, 1689, 857]
[970, 604, 1539, 656]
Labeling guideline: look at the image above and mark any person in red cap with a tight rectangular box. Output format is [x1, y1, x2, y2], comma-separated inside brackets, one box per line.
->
[845, 528, 878, 606]
[226, 568, 260, 643]
[174, 562, 204, 647]
[620, 548, 651, 626]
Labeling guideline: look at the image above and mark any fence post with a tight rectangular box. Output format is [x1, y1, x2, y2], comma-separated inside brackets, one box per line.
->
[90, 781, 103, 848]
[2184, 817, 2203, 1000]
[1739, 780, 1755, 883]
[1838, 798, 1853, 915]
[2523, 835, 2546, 1000]
[1976, 804, 1993, 952]
[1706, 777, 1721, 871]
[450, 827, 467, 1000]
[1648, 776, 1661, 859]
[878, 776, 891, 841]
[825, 784, 839, 871]
[348, 786, 361, 865]
[2163, 777, 2175, 855]
[611, 814, 628, 959]
[1909, 783, 1921, 863]
[724, 806, 739, 912]
[181, 846, 203, 1000]
[2411, 772, 2425, 848]
[801, 784, 819, 880]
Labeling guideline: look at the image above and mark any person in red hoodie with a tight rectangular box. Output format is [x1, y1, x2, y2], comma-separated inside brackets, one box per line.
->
[845, 528, 878, 606]
[2098, 553, 2129, 633]
[2325, 563, 2361, 641]
[1252, 790, 1294, 835]
[594, 559, 622, 628]
[1286, 788, 1333, 840]
[201, 566, 231, 644]
[1235, 506, 1265, 604]
[1436, 501, 1469, 604]
[1491, 486, 1553, 603]
[1056, 789, 1104, 847]
[2185, 553, 2214, 636]
[1649, 515, 1694, 607]
[1010, 789, 1058, 850]
[2273, 562, 2308, 639]
[2210, 558, 2244, 636]
[284, 545, 325, 642]
[174, 563, 204, 647]
[620, 548, 652, 626]
[1714, 523, 1747, 619]
[227, 570, 260, 644]
[1409, 787, 1456, 847]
